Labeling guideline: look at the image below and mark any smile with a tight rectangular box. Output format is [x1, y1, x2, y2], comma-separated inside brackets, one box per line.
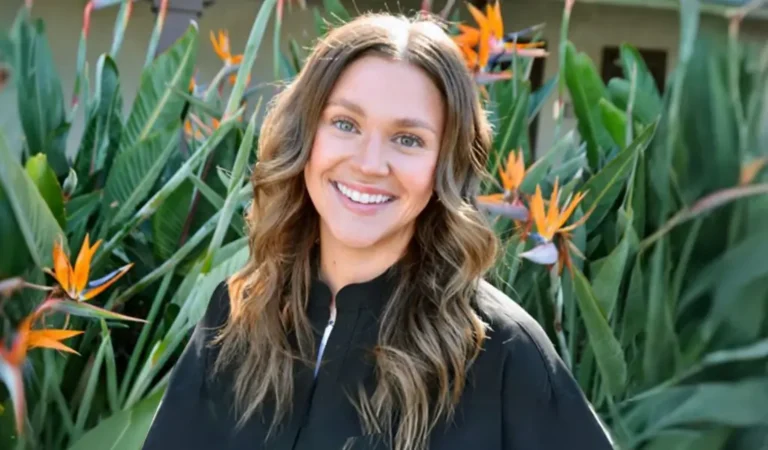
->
[332, 181, 395, 205]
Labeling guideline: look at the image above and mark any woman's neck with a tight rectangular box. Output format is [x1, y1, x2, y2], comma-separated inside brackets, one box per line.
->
[318, 224, 412, 297]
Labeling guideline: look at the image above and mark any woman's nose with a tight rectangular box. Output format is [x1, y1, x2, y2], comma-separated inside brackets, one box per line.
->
[354, 134, 389, 176]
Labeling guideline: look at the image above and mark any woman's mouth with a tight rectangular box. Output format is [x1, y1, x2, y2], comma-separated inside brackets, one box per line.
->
[332, 181, 395, 205]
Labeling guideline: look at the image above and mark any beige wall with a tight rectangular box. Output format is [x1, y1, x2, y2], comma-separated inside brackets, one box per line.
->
[1, 0, 766, 159]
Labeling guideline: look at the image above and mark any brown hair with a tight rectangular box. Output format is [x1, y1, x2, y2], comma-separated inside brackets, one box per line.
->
[214, 12, 499, 450]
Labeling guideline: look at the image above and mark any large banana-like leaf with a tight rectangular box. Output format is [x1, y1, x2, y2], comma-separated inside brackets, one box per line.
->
[74, 54, 123, 187]
[608, 78, 661, 127]
[0, 184, 32, 278]
[102, 125, 180, 230]
[618, 43, 662, 109]
[580, 122, 657, 233]
[25, 153, 66, 228]
[151, 180, 194, 261]
[0, 128, 66, 269]
[66, 387, 165, 450]
[564, 41, 613, 172]
[625, 379, 768, 442]
[13, 13, 69, 176]
[571, 267, 627, 398]
[119, 24, 197, 154]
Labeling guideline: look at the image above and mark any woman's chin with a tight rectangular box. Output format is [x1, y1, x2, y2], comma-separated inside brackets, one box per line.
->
[331, 230, 385, 250]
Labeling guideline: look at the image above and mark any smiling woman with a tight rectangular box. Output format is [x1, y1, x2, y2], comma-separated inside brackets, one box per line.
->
[141, 12, 613, 450]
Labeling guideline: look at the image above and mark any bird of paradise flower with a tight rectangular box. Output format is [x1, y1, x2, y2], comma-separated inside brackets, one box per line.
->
[210, 29, 250, 86]
[522, 179, 591, 273]
[452, 1, 548, 85]
[476, 149, 530, 221]
[0, 233, 143, 436]
[0, 310, 83, 435]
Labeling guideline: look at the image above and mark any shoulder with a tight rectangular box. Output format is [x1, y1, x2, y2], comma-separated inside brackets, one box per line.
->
[202, 280, 232, 330]
[473, 280, 615, 448]
[190, 280, 231, 349]
[473, 278, 560, 374]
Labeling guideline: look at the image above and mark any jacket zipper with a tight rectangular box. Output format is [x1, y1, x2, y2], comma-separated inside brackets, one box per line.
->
[313, 303, 337, 378]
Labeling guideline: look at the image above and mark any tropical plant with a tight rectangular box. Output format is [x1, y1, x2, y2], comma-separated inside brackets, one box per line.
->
[0, 0, 767, 449]
[0, 0, 266, 447]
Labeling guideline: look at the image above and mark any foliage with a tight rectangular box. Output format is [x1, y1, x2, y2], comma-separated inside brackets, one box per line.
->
[0, 0, 767, 449]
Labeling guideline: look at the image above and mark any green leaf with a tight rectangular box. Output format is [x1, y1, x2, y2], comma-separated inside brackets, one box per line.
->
[224, 0, 276, 117]
[109, 0, 133, 58]
[323, 0, 352, 24]
[680, 231, 768, 343]
[151, 180, 194, 261]
[24, 153, 65, 228]
[519, 131, 578, 194]
[590, 210, 634, 317]
[65, 191, 101, 247]
[74, 55, 123, 185]
[66, 387, 165, 450]
[14, 16, 69, 175]
[571, 267, 627, 397]
[120, 24, 197, 154]
[598, 97, 627, 149]
[641, 428, 730, 450]
[492, 82, 531, 173]
[0, 183, 33, 278]
[563, 41, 612, 171]
[41, 299, 145, 323]
[581, 122, 657, 232]
[103, 125, 180, 230]
[527, 76, 557, 122]
[632, 379, 768, 439]
[681, 230, 768, 310]
[607, 78, 662, 127]
[619, 43, 662, 107]
[642, 238, 679, 384]
[0, 129, 66, 269]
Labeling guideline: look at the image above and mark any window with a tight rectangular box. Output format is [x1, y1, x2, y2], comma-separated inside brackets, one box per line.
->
[601, 46, 668, 92]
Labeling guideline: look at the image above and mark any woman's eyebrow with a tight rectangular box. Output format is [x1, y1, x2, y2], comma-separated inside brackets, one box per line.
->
[327, 97, 437, 136]
[327, 98, 366, 116]
[392, 117, 437, 136]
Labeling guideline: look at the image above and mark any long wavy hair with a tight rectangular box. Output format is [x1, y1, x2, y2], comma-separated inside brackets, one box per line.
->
[213, 12, 499, 450]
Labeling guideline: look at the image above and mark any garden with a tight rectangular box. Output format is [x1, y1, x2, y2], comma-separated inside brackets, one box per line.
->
[1, 0, 767, 448]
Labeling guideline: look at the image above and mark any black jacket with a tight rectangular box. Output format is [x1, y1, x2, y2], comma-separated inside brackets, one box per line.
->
[142, 268, 614, 449]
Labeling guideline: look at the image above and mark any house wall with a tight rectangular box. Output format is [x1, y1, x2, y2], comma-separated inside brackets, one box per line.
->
[1, 0, 766, 159]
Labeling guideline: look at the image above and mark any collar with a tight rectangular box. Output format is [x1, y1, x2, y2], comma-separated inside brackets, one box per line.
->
[308, 261, 399, 315]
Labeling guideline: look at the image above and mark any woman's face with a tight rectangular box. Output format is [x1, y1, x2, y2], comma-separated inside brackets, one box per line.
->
[304, 55, 445, 252]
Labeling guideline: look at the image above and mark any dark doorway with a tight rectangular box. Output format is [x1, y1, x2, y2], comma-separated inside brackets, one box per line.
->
[601, 46, 668, 92]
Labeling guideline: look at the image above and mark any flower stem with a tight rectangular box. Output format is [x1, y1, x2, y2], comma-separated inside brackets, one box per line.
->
[549, 265, 572, 369]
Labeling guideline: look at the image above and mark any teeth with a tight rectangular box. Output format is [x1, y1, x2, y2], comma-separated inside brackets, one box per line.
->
[335, 182, 392, 205]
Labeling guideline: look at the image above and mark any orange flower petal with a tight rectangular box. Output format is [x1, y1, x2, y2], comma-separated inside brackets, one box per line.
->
[487, 1, 503, 38]
[546, 179, 561, 233]
[81, 263, 134, 301]
[51, 239, 74, 295]
[478, 24, 491, 69]
[557, 191, 587, 230]
[466, 3, 488, 29]
[73, 234, 101, 297]
[219, 30, 230, 55]
[27, 329, 83, 355]
[530, 185, 551, 241]
[209, 30, 224, 59]
[511, 153, 526, 189]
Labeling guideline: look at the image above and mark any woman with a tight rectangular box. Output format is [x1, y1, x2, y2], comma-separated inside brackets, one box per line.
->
[142, 12, 614, 450]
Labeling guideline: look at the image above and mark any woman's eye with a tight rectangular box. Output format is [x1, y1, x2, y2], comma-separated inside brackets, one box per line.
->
[395, 134, 424, 148]
[332, 119, 357, 133]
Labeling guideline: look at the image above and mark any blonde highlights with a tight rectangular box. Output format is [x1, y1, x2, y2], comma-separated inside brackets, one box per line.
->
[213, 13, 499, 450]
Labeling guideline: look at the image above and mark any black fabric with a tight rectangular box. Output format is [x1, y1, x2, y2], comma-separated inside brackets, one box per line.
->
[141, 269, 615, 450]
